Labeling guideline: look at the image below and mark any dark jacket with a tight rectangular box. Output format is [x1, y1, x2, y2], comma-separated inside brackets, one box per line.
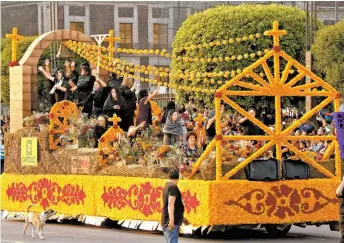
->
[78, 86, 110, 110]
[120, 86, 136, 116]
[108, 77, 123, 89]
[77, 75, 95, 101]
[93, 125, 108, 148]
[103, 91, 128, 118]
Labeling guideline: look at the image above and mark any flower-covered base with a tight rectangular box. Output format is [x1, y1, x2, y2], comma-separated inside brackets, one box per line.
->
[1, 173, 339, 225]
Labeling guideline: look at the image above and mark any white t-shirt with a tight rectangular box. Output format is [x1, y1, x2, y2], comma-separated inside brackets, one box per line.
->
[340, 104, 344, 112]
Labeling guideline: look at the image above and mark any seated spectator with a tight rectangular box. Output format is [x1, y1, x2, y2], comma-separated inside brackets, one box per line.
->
[294, 130, 301, 136]
[299, 141, 307, 152]
[93, 115, 108, 148]
[181, 132, 201, 167]
[299, 119, 315, 134]
[163, 109, 184, 146]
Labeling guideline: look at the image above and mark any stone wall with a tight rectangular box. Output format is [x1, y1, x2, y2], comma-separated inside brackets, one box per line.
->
[89, 5, 114, 35]
[1, 4, 38, 37]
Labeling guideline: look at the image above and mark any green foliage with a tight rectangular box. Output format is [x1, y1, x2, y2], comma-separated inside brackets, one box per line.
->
[171, 4, 311, 109]
[312, 20, 344, 95]
[1, 36, 37, 105]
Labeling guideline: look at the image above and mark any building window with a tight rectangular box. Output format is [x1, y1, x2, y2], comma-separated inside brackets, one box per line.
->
[70, 21, 84, 33]
[154, 65, 169, 84]
[153, 23, 168, 49]
[119, 23, 133, 49]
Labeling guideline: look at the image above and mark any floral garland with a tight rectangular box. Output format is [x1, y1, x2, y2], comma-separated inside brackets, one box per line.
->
[49, 101, 79, 150]
[71, 47, 216, 94]
[65, 32, 262, 60]
[65, 43, 278, 83]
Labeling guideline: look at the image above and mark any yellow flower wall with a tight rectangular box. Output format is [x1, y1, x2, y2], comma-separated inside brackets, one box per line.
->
[1, 174, 340, 226]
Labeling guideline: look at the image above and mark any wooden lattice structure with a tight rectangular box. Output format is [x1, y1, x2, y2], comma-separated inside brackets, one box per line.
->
[190, 21, 342, 180]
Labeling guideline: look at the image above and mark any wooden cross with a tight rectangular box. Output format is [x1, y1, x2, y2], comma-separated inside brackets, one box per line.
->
[194, 113, 205, 125]
[6, 27, 24, 64]
[104, 30, 120, 64]
[264, 21, 287, 47]
[109, 114, 122, 126]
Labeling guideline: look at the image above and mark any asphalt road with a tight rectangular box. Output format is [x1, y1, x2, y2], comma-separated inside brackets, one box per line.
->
[0, 219, 342, 243]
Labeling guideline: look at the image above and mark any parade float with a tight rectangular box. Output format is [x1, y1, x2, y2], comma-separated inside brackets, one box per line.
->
[1, 20, 344, 236]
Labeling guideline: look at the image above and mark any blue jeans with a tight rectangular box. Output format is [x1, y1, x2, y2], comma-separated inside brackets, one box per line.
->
[162, 225, 180, 243]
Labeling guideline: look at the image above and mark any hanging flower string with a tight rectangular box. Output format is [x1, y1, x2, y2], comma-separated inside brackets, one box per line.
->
[65, 32, 263, 59]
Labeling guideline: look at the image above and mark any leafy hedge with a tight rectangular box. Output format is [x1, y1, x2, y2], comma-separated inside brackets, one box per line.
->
[171, 4, 312, 109]
[1, 36, 37, 106]
[312, 20, 344, 96]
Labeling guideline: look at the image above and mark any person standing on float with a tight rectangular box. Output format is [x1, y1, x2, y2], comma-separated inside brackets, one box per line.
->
[70, 63, 95, 116]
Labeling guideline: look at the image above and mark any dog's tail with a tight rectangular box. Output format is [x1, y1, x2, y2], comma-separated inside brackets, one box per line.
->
[26, 204, 35, 213]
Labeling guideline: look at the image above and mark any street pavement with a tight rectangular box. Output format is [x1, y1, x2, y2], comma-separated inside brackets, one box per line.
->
[0, 219, 342, 243]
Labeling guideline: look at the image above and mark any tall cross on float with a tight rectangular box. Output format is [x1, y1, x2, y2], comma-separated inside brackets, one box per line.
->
[104, 30, 120, 64]
[6, 27, 24, 66]
[264, 20, 287, 85]
[91, 33, 110, 75]
[264, 21, 287, 47]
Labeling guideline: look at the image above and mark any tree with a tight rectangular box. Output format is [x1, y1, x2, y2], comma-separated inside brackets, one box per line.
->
[312, 20, 344, 96]
[171, 4, 313, 110]
[1, 36, 37, 106]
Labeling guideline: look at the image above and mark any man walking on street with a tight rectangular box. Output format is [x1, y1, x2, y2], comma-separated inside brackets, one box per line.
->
[161, 169, 189, 243]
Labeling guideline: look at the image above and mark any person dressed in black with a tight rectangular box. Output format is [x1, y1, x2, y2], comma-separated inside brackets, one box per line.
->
[78, 75, 110, 117]
[103, 88, 128, 129]
[108, 72, 123, 89]
[119, 77, 137, 131]
[238, 108, 264, 135]
[135, 85, 160, 128]
[205, 110, 216, 142]
[93, 115, 108, 148]
[70, 63, 95, 116]
[161, 169, 189, 243]
[65, 60, 79, 102]
[38, 65, 69, 102]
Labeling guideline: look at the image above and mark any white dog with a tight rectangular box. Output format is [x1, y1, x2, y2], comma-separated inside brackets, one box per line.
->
[22, 204, 56, 240]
